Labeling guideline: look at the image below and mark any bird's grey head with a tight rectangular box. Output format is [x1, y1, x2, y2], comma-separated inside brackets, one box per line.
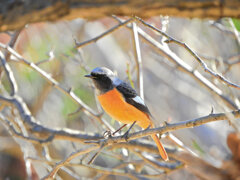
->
[90, 67, 115, 77]
[85, 67, 117, 94]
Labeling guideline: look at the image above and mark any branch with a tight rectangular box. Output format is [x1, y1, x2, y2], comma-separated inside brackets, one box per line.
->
[0, 113, 54, 145]
[132, 22, 144, 99]
[0, 94, 102, 143]
[0, 30, 22, 96]
[1, 88, 237, 178]
[44, 145, 100, 179]
[133, 150, 183, 172]
[135, 16, 240, 91]
[1, 19, 237, 151]
[113, 16, 237, 109]
[0, 51, 18, 96]
[75, 18, 133, 48]
[0, 42, 115, 131]
[210, 20, 236, 37]
[30, 157, 145, 179]
[91, 109, 240, 147]
[1, 83, 236, 178]
[110, 141, 230, 179]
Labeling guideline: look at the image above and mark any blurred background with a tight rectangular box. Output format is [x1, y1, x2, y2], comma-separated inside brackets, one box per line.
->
[0, 15, 240, 179]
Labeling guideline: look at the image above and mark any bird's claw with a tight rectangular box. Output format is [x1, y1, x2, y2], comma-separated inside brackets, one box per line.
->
[103, 130, 113, 138]
[122, 131, 130, 142]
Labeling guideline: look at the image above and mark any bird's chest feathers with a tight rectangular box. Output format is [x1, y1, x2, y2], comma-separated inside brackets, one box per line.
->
[98, 88, 149, 125]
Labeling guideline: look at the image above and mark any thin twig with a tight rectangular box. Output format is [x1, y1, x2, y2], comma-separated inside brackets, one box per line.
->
[209, 20, 235, 37]
[1, 27, 239, 148]
[200, 54, 240, 66]
[199, 53, 240, 75]
[4, 30, 21, 59]
[75, 18, 133, 48]
[93, 109, 240, 146]
[132, 22, 144, 99]
[98, 161, 140, 180]
[30, 157, 139, 180]
[0, 42, 114, 131]
[166, 38, 240, 90]
[0, 113, 54, 145]
[135, 16, 240, 91]
[0, 51, 18, 96]
[0, 30, 36, 180]
[2, 90, 235, 178]
[133, 150, 183, 172]
[60, 167, 81, 179]
[43, 145, 100, 179]
[113, 16, 237, 109]
[87, 143, 106, 165]
[2, 85, 238, 164]
[0, 30, 22, 96]
[0, 94, 102, 143]
[35, 50, 55, 65]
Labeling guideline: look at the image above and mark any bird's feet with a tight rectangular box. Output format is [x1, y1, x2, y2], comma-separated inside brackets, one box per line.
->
[122, 121, 136, 142]
[103, 129, 129, 141]
[103, 130, 113, 138]
[122, 130, 130, 142]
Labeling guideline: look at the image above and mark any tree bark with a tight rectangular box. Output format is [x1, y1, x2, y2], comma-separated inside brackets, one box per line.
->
[0, 0, 240, 32]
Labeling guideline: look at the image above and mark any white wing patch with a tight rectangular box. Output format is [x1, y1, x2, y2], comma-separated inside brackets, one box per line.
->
[132, 96, 145, 106]
[112, 77, 122, 86]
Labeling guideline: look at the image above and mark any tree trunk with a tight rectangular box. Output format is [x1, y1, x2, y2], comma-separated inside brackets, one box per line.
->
[0, 0, 240, 32]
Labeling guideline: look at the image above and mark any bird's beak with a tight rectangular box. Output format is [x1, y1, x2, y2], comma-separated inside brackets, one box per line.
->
[84, 74, 93, 78]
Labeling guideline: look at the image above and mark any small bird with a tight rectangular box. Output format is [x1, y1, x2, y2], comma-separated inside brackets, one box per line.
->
[85, 67, 168, 161]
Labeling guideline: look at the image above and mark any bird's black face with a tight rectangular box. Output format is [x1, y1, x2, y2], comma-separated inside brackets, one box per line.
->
[85, 67, 115, 94]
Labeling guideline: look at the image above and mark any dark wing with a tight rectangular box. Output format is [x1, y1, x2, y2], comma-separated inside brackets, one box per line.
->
[116, 81, 151, 115]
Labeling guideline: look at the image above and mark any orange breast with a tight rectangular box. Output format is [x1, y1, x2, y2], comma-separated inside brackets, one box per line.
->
[98, 88, 152, 128]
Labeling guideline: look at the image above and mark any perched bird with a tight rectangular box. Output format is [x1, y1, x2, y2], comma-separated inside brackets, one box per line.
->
[85, 67, 168, 161]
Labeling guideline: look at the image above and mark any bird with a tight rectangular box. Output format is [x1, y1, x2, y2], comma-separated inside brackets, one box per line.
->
[85, 67, 168, 161]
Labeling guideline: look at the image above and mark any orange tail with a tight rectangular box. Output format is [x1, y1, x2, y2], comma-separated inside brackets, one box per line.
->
[151, 134, 168, 161]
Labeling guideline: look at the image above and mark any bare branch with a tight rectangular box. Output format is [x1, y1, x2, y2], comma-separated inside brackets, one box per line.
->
[167, 39, 240, 90]
[0, 113, 54, 145]
[133, 150, 183, 172]
[209, 20, 235, 37]
[135, 16, 240, 91]
[30, 157, 141, 180]
[116, 16, 237, 109]
[4, 30, 22, 60]
[1, 17, 239, 179]
[0, 42, 115, 131]
[1, 87, 237, 178]
[75, 18, 133, 48]
[132, 22, 144, 99]
[0, 51, 18, 96]
[93, 109, 240, 147]
[35, 49, 55, 66]
[43, 145, 99, 179]
[0, 94, 102, 143]
[0, 30, 22, 96]
[87, 143, 106, 165]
